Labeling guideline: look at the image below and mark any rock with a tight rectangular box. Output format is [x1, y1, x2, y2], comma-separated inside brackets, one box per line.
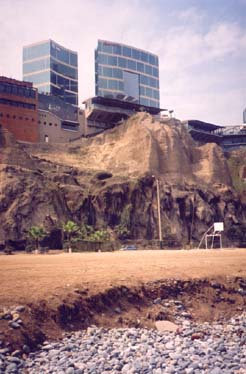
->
[23, 312, 246, 374]
[22, 345, 30, 354]
[0, 119, 244, 248]
[8, 322, 20, 329]
[155, 320, 179, 333]
[11, 313, 19, 322]
[165, 341, 174, 350]
[5, 363, 17, 372]
[11, 351, 21, 357]
[153, 298, 162, 304]
[14, 306, 25, 313]
[191, 332, 204, 340]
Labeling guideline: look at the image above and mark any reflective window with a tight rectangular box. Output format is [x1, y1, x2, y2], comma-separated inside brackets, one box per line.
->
[145, 64, 152, 75]
[23, 58, 50, 74]
[98, 78, 108, 89]
[70, 81, 78, 92]
[96, 41, 160, 106]
[51, 58, 78, 79]
[137, 62, 144, 73]
[118, 57, 127, 68]
[123, 71, 139, 100]
[98, 53, 108, 65]
[141, 98, 149, 106]
[70, 53, 77, 66]
[153, 67, 159, 77]
[57, 75, 70, 90]
[132, 49, 140, 60]
[149, 99, 158, 107]
[108, 80, 118, 90]
[140, 51, 148, 63]
[51, 85, 62, 96]
[140, 86, 145, 96]
[25, 71, 50, 85]
[51, 42, 69, 64]
[128, 59, 136, 71]
[153, 90, 159, 100]
[112, 68, 122, 79]
[51, 72, 57, 85]
[107, 55, 117, 66]
[0, 97, 36, 110]
[23, 42, 50, 61]
[140, 75, 149, 85]
[97, 65, 103, 75]
[112, 44, 121, 55]
[148, 77, 154, 88]
[123, 46, 131, 58]
[149, 55, 154, 65]
[119, 81, 124, 91]
[146, 87, 152, 98]
[103, 67, 113, 77]
[101, 44, 113, 54]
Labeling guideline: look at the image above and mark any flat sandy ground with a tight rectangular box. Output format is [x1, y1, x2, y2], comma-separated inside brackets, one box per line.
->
[1, 249, 246, 307]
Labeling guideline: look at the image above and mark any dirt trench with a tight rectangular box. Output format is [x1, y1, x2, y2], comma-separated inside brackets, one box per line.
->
[1, 277, 246, 355]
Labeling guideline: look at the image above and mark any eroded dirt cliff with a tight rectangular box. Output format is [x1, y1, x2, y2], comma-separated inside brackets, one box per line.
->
[0, 113, 246, 248]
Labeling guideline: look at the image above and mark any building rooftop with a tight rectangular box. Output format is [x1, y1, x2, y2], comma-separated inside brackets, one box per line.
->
[0, 76, 34, 88]
[84, 96, 166, 115]
[98, 39, 158, 58]
[23, 39, 78, 55]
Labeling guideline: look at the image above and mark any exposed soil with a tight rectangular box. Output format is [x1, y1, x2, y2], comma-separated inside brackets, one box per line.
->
[0, 250, 246, 355]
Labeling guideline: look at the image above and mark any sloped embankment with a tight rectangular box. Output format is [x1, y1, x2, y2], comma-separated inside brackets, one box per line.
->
[0, 277, 245, 354]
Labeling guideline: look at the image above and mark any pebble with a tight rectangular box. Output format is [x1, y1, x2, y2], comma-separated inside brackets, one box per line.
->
[21, 312, 246, 374]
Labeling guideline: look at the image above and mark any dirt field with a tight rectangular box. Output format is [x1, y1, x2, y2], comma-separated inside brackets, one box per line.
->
[1, 248, 246, 352]
[1, 249, 246, 306]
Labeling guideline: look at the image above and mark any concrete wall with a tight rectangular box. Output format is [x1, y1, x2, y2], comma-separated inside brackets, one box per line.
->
[38, 110, 84, 143]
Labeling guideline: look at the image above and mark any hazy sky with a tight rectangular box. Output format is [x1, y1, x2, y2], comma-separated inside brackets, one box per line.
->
[0, 0, 245, 125]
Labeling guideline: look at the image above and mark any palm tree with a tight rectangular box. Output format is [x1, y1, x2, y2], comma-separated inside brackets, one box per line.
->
[63, 220, 79, 253]
[28, 226, 46, 254]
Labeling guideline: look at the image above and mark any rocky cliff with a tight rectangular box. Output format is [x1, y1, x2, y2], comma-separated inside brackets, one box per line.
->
[0, 114, 246, 249]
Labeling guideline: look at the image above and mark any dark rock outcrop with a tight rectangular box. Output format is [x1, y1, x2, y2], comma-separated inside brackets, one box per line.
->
[0, 116, 246, 249]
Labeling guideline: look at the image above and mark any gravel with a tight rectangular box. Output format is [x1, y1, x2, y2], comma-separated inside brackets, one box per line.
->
[22, 312, 246, 374]
[0, 312, 245, 373]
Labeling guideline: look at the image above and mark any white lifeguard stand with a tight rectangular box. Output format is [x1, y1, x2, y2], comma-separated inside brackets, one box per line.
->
[198, 222, 224, 249]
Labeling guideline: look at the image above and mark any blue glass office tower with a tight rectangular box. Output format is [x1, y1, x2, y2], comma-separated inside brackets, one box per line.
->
[23, 39, 78, 105]
[95, 40, 160, 108]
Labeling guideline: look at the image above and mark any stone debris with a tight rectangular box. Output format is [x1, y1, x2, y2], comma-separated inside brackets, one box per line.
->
[16, 312, 245, 374]
[155, 321, 179, 333]
[0, 306, 26, 331]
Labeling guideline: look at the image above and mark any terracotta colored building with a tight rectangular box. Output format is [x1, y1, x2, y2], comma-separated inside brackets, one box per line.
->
[0, 76, 39, 142]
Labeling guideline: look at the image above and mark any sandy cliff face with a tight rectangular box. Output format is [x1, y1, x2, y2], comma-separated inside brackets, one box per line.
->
[0, 116, 245, 248]
[30, 113, 231, 186]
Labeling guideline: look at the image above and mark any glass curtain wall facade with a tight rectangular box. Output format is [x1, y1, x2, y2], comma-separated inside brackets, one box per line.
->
[23, 40, 78, 105]
[95, 40, 160, 108]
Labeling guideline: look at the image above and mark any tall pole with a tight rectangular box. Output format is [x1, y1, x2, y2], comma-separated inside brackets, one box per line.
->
[153, 176, 163, 248]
